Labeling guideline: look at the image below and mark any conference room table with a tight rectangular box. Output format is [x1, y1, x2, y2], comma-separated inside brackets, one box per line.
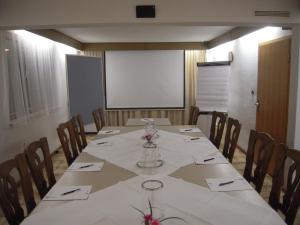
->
[22, 125, 285, 225]
[125, 118, 171, 126]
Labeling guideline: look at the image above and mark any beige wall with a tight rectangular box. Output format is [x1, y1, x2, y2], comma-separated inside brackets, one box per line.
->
[0, 0, 299, 29]
[83, 50, 205, 126]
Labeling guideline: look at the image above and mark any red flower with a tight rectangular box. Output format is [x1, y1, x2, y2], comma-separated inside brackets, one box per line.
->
[144, 214, 152, 222]
[150, 219, 161, 225]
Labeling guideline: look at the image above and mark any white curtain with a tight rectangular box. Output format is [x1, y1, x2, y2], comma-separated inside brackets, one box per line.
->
[0, 30, 77, 128]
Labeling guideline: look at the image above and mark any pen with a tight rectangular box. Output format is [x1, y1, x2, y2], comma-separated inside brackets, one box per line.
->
[79, 164, 94, 169]
[97, 142, 108, 145]
[184, 129, 192, 131]
[61, 188, 81, 195]
[105, 130, 113, 134]
[204, 157, 215, 162]
[219, 181, 234, 186]
[190, 137, 200, 140]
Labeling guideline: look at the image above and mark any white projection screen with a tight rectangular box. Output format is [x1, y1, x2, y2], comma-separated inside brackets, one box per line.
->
[104, 50, 185, 109]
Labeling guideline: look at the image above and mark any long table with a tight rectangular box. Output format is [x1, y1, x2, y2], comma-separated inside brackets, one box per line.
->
[24, 126, 284, 225]
[125, 118, 171, 126]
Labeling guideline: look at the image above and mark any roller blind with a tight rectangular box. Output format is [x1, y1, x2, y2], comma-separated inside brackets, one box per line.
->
[196, 65, 229, 112]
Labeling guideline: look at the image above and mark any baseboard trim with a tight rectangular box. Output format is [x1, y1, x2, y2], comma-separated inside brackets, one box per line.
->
[237, 144, 246, 154]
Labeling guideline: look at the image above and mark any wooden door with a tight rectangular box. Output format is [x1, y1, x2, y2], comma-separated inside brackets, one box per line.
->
[256, 36, 291, 174]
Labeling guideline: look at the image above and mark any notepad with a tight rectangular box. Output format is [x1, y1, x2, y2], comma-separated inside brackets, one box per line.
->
[184, 136, 207, 142]
[67, 162, 104, 172]
[43, 185, 92, 201]
[179, 128, 201, 133]
[196, 152, 229, 165]
[206, 177, 252, 192]
[141, 118, 154, 122]
[89, 140, 113, 147]
[98, 130, 120, 135]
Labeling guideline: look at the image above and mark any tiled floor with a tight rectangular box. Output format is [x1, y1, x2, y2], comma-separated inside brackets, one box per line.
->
[0, 136, 299, 225]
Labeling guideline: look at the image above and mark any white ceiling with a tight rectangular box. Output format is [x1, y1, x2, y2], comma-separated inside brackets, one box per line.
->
[56, 25, 233, 43]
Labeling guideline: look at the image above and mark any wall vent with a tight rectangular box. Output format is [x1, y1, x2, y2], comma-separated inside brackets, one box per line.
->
[255, 11, 290, 17]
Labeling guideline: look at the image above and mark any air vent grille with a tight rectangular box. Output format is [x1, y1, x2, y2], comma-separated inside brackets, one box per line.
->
[255, 11, 290, 17]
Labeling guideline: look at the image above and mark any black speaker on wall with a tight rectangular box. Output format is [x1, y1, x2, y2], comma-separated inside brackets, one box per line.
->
[136, 5, 155, 18]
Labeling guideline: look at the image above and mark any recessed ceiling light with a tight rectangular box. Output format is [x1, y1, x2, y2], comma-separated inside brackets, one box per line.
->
[4, 48, 10, 52]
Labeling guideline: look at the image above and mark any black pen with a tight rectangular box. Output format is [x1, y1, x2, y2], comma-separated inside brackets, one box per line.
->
[61, 188, 81, 195]
[79, 164, 94, 169]
[97, 142, 108, 145]
[184, 129, 192, 131]
[105, 130, 113, 134]
[190, 137, 200, 141]
[219, 181, 234, 186]
[204, 157, 215, 162]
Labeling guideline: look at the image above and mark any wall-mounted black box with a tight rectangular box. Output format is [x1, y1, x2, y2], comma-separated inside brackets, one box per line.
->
[136, 5, 155, 18]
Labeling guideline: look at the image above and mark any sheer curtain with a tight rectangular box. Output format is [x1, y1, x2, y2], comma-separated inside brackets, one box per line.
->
[0, 30, 77, 128]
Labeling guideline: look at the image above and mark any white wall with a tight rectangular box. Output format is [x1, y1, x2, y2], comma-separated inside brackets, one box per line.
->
[207, 27, 292, 150]
[0, 0, 299, 28]
[0, 109, 69, 163]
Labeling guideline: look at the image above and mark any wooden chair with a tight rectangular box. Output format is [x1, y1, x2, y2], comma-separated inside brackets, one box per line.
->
[72, 114, 87, 152]
[209, 111, 226, 149]
[188, 105, 200, 125]
[243, 129, 274, 193]
[25, 137, 56, 199]
[269, 144, 300, 225]
[222, 117, 241, 163]
[57, 120, 80, 166]
[92, 108, 105, 132]
[0, 154, 36, 225]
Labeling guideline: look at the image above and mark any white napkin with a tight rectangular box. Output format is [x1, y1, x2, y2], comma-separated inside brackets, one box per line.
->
[67, 162, 104, 172]
[179, 128, 201, 133]
[141, 118, 154, 122]
[196, 152, 229, 165]
[98, 129, 120, 135]
[206, 177, 252, 192]
[43, 185, 92, 201]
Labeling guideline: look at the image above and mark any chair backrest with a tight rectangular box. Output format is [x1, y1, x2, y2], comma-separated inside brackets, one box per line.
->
[57, 120, 80, 166]
[188, 106, 200, 125]
[269, 144, 300, 225]
[243, 129, 274, 193]
[209, 111, 226, 149]
[0, 154, 36, 225]
[222, 117, 241, 163]
[25, 137, 56, 199]
[72, 114, 87, 152]
[92, 108, 105, 132]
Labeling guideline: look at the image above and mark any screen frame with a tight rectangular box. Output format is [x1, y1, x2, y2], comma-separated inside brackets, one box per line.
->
[103, 50, 186, 110]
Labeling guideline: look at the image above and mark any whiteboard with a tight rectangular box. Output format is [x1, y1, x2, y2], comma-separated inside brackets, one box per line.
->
[67, 55, 103, 132]
[105, 50, 185, 109]
[196, 65, 229, 112]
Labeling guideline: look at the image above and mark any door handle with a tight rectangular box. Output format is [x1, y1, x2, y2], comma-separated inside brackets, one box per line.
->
[255, 101, 260, 106]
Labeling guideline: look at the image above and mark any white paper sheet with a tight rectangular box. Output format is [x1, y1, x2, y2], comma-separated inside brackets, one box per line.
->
[196, 152, 229, 165]
[141, 118, 154, 122]
[206, 177, 252, 192]
[183, 136, 208, 142]
[67, 162, 104, 172]
[98, 129, 120, 135]
[179, 128, 201, 133]
[89, 139, 114, 147]
[43, 185, 92, 201]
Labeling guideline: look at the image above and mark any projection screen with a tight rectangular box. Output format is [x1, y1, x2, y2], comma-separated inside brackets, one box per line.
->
[104, 50, 185, 109]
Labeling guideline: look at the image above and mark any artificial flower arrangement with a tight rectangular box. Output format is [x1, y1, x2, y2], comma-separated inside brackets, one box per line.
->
[132, 200, 185, 225]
